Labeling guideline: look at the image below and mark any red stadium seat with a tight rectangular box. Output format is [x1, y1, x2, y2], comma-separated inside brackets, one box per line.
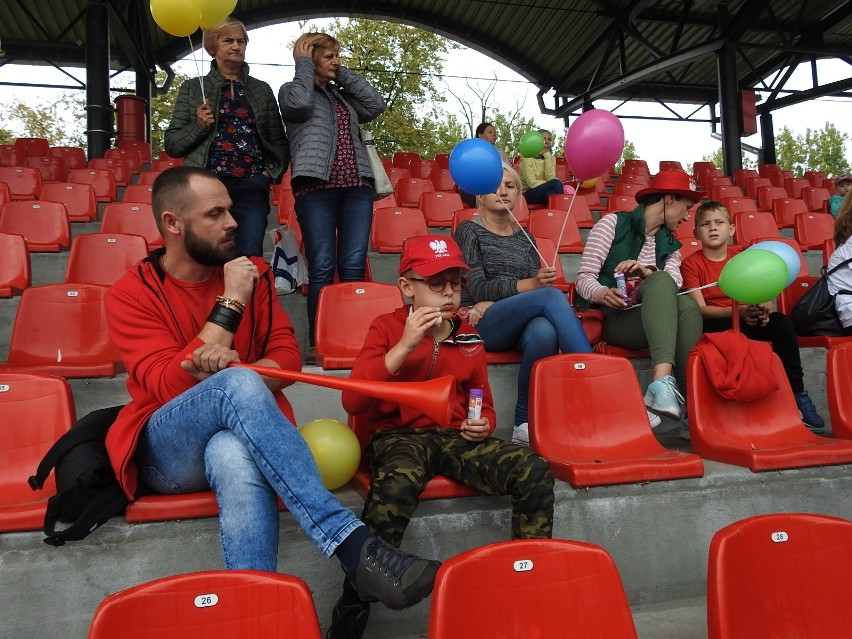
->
[804, 170, 828, 188]
[385, 167, 410, 189]
[613, 182, 643, 197]
[314, 282, 404, 370]
[122, 184, 153, 204]
[429, 167, 457, 192]
[783, 177, 811, 199]
[105, 147, 143, 174]
[25, 156, 67, 183]
[419, 191, 463, 227]
[674, 214, 696, 240]
[744, 176, 772, 200]
[720, 196, 757, 217]
[450, 208, 479, 235]
[371, 207, 427, 253]
[0, 233, 31, 297]
[679, 238, 703, 260]
[771, 197, 807, 229]
[827, 343, 852, 440]
[0, 201, 71, 252]
[65, 233, 149, 286]
[622, 158, 649, 176]
[0, 182, 8, 207]
[101, 202, 162, 249]
[14, 137, 50, 157]
[534, 237, 572, 292]
[371, 192, 396, 212]
[0, 144, 28, 166]
[347, 412, 482, 500]
[692, 161, 717, 187]
[793, 212, 835, 250]
[88, 157, 132, 187]
[68, 168, 116, 202]
[117, 139, 153, 164]
[527, 208, 584, 253]
[732, 211, 780, 245]
[395, 177, 435, 208]
[686, 349, 852, 471]
[150, 158, 183, 172]
[707, 513, 852, 639]
[0, 166, 43, 200]
[276, 187, 295, 225]
[605, 194, 638, 214]
[0, 283, 122, 378]
[547, 193, 595, 228]
[0, 373, 76, 533]
[433, 153, 450, 169]
[392, 151, 419, 170]
[40, 182, 98, 222]
[733, 168, 758, 191]
[48, 146, 87, 170]
[529, 354, 703, 487]
[136, 171, 162, 186]
[823, 237, 835, 266]
[801, 186, 830, 212]
[757, 162, 779, 178]
[429, 539, 638, 639]
[408, 158, 437, 180]
[576, 183, 605, 211]
[87, 571, 321, 638]
[755, 185, 788, 212]
[659, 160, 683, 172]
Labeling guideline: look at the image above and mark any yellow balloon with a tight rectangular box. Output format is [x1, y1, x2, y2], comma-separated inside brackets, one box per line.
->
[150, 0, 200, 37]
[199, 0, 238, 30]
[580, 178, 598, 189]
[299, 419, 362, 490]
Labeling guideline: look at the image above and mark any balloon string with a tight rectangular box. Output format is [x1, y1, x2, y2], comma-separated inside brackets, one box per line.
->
[627, 281, 718, 308]
[550, 186, 578, 268]
[189, 34, 206, 104]
[496, 195, 548, 265]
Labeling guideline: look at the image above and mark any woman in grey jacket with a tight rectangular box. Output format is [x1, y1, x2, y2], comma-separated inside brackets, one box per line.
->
[164, 17, 289, 257]
[279, 32, 386, 355]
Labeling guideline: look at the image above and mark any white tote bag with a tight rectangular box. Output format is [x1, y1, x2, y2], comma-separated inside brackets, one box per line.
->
[360, 128, 395, 199]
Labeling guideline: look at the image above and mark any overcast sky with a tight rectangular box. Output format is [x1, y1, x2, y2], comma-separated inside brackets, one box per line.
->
[2, 17, 850, 171]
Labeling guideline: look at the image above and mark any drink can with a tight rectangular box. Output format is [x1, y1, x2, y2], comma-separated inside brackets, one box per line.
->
[467, 389, 483, 421]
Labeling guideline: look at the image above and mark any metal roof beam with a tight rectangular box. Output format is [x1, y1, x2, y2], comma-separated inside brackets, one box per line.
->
[552, 38, 724, 116]
[757, 76, 852, 110]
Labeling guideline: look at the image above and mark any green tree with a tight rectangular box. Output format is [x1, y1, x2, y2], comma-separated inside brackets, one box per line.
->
[151, 70, 190, 157]
[315, 18, 462, 157]
[698, 146, 757, 173]
[776, 123, 850, 177]
[615, 139, 638, 173]
[0, 95, 86, 147]
[491, 110, 538, 158]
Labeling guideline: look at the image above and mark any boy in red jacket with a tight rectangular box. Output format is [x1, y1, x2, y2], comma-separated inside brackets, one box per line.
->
[327, 235, 555, 639]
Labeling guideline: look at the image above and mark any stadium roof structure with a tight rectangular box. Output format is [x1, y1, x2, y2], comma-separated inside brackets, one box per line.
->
[2, 0, 851, 165]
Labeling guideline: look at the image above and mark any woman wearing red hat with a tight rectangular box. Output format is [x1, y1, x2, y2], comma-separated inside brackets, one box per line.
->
[576, 170, 704, 427]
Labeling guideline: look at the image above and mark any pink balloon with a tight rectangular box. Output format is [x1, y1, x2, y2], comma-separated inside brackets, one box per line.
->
[564, 110, 625, 181]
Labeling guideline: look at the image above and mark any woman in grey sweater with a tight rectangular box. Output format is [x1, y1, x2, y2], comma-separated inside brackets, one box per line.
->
[279, 32, 386, 356]
[164, 17, 289, 257]
[454, 164, 592, 446]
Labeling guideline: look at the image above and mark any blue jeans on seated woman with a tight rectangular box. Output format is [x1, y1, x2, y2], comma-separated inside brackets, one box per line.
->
[135, 367, 363, 572]
[475, 287, 592, 425]
[523, 179, 564, 205]
[295, 185, 374, 346]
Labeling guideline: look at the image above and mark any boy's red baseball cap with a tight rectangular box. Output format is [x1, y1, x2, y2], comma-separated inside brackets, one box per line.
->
[399, 235, 470, 276]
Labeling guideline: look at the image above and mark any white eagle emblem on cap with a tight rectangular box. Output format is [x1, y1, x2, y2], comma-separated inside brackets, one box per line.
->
[430, 239, 449, 256]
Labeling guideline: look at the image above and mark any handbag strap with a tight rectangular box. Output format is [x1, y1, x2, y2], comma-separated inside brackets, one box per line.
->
[825, 256, 852, 276]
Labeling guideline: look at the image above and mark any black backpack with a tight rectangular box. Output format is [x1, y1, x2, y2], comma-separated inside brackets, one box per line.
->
[791, 257, 852, 337]
[28, 405, 129, 547]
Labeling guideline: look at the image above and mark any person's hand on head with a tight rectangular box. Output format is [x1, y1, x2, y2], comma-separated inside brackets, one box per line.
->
[293, 40, 314, 61]
[223, 257, 259, 306]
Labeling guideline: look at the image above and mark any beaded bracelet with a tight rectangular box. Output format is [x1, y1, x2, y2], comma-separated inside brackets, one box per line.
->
[215, 295, 246, 314]
[207, 303, 243, 333]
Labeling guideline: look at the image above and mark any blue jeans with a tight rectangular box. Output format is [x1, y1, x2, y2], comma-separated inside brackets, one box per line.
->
[523, 179, 564, 205]
[475, 287, 592, 425]
[295, 186, 374, 345]
[218, 173, 273, 257]
[135, 367, 363, 571]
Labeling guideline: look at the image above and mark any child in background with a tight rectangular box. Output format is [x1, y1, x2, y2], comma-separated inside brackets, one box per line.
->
[326, 235, 555, 639]
[680, 200, 825, 437]
[829, 175, 851, 217]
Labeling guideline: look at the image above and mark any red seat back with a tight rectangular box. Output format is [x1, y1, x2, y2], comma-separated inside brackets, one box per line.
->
[419, 191, 463, 227]
[527, 208, 584, 253]
[14, 137, 50, 157]
[0, 373, 75, 532]
[450, 208, 479, 235]
[25, 156, 68, 183]
[707, 513, 852, 639]
[756, 185, 788, 212]
[40, 182, 98, 222]
[720, 197, 757, 217]
[0, 166, 43, 200]
[732, 211, 780, 245]
[0, 232, 31, 297]
[370, 207, 428, 253]
[429, 539, 638, 639]
[105, 147, 143, 174]
[793, 212, 835, 250]
[827, 343, 852, 439]
[117, 140, 153, 164]
[68, 168, 116, 202]
[0, 144, 28, 166]
[801, 187, 830, 212]
[48, 146, 87, 170]
[122, 184, 153, 204]
[429, 167, 457, 192]
[87, 571, 321, 638]
[101, 202, 162, 248]
[65, 233, 149, 286]
[546, 193, 594, 228]
[771, 197, 807, 228]
[0, 200, 71, 252]
[89, 157, 132, 187]
[395, 177, 435, 208]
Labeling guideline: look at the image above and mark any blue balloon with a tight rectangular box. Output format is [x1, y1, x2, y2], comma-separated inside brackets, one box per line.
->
[747, 240, 801, 286]
[449, 138, 503, 195]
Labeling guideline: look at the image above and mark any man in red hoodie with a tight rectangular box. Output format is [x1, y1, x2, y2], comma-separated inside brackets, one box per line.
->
[104, 166, 439, 611]
[326, 235, 554, 639]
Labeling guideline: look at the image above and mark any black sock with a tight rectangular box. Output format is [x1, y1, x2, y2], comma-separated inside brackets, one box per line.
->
[334, 525, 372, 574]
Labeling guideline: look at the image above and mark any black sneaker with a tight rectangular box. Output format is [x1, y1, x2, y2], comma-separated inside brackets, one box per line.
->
[347, 536, 440, 610]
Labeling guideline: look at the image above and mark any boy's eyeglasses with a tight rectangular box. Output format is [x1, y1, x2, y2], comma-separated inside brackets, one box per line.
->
[408, 277, 467, 292]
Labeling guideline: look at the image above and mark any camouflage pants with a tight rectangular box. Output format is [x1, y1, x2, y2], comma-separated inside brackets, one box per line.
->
[361, 429, 554, 547]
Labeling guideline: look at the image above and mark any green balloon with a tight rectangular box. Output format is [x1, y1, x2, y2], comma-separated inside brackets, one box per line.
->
[519, 130, 545, 158]
[717, 249, 788, 304]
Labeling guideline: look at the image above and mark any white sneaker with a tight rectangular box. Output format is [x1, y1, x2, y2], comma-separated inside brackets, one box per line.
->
[512, 423, 529, 446]
[647, 411, 662, 429]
